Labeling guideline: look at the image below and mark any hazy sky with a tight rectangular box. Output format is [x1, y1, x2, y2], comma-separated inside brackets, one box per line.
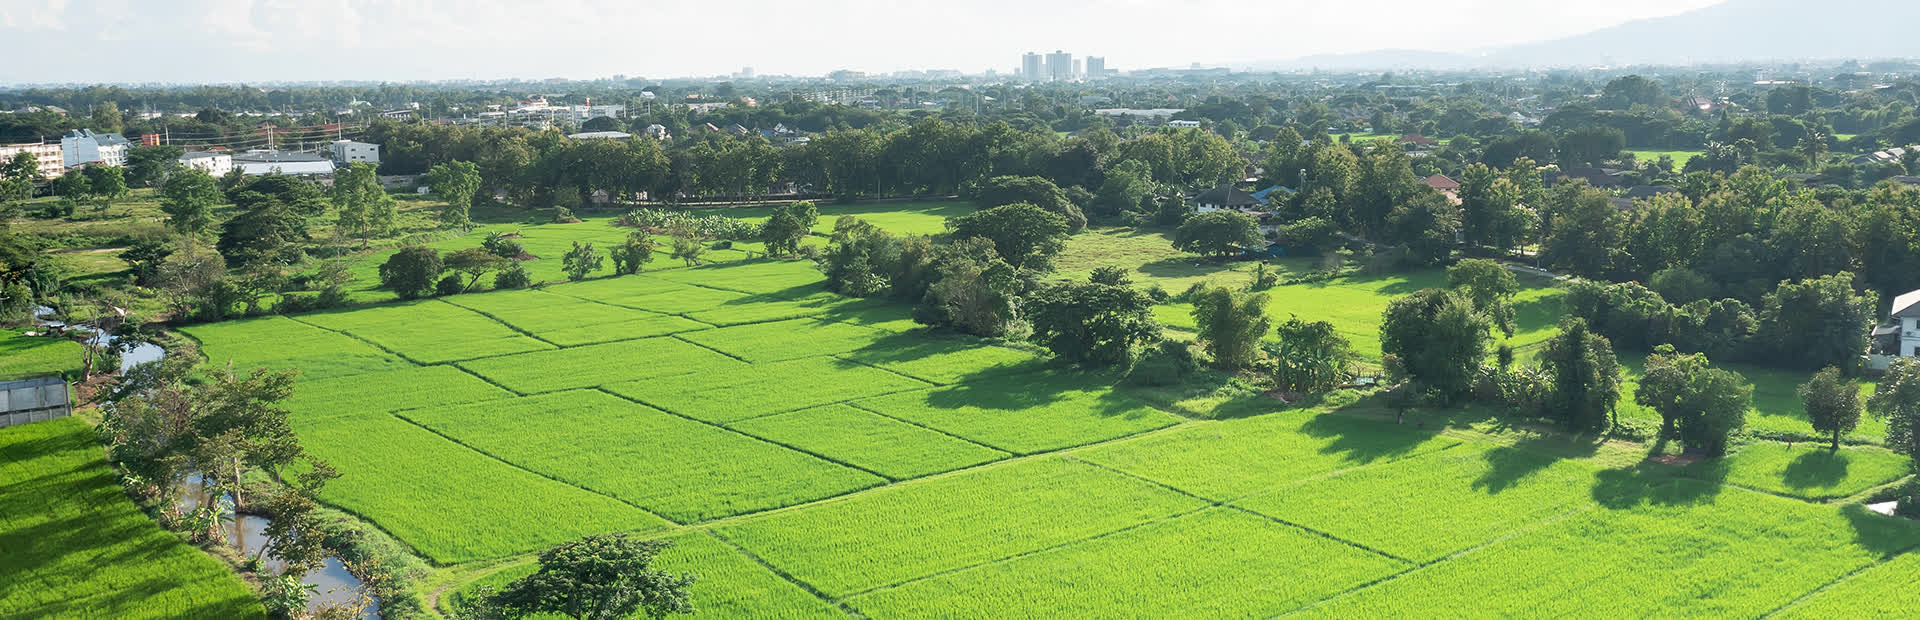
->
[0, 0, 1730, 84]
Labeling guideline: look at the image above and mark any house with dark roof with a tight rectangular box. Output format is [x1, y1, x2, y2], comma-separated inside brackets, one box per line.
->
[1891, 176, 1920, 187]
[1193, 185, 1261, 214]
[1551, 167, 1629, 188]
[1399, 134, 1439, 147]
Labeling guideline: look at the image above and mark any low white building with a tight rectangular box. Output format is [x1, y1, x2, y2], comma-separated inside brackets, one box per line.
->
[567, 131, 632, 140]
[177, 152, 233, 177]
[0, 142, 66, 179]
[1167, 120, 1202, 128]
[60, 129, 129, 168]
[329, 140, 380, 166]
[234, 151, 337, 177]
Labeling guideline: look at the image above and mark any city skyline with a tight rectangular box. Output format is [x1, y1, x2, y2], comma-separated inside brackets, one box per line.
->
[0, 0, 1733, 84]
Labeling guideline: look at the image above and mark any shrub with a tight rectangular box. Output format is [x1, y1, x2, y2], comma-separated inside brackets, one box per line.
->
[494, 263, 533, 289]
[1125, 339, 1198, 386]
[435, 274, 465, 297]
[377, 246, 443, 300]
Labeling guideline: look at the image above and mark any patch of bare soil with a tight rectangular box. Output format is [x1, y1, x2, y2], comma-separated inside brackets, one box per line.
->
[1648, 454, 1702, 466]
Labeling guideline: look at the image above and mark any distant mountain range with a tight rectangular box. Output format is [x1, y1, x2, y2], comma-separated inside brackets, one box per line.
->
[1259, 0, 1920, 71]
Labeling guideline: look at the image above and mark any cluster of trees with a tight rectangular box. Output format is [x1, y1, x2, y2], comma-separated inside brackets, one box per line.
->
[1562, 273, 1876, 372]
[1524, 169, 1920, 304]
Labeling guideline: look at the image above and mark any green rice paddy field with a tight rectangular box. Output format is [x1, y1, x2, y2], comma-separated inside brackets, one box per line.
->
[165, 250, 1920, 618]
[0, 418, 265, 619]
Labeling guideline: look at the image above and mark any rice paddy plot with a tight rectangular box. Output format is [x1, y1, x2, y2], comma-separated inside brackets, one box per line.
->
[294, 300, 554, 364]
[457, 337, 747, 394]
[545, 277, 747, 314]
[1686, 442, 1912, 501]
[608, 356, 931, 424]
[1076, 412, 1460, 501]
[715, 456, 1207, 598]
[1293, 482, 1920, 618]
[442, 288, 713, 345]
[853, 371, 1183, 454]
[293, 412, 669, 564]
[728, 404, 1009, 479]
[682, 291, 848, 327]
[846, 508, 1407, 619]
[0, 418, 266, 619]
[181, 315, 408, 380]
[448, 530, 844, 620]
[1235, 443, 1599, 563]
[837, 334, 1042, 385]
[1776, 551, 1920, 618]
[283, 364, 515, 421]
[677, 317, 891, 363]
[645, 259, 828, 297]
[399, 390, 883, 523]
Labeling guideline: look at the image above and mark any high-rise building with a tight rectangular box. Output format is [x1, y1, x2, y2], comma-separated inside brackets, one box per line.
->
[1021, 52, 1043, 81]
[1086, 56, 1106, 79]
[1046, 50, 1072, 82]
[1072, 59, 1083, 78]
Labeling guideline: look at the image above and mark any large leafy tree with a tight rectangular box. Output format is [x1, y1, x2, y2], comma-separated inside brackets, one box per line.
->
[125, 144, 185, 188]
[915, 237, 1023, 337]
[378, 246, 443, 299]
[217, 198, 308, 266]
[443, 248, 510, 293]
[760, 200, 819, 257]
[1800, 366, 1863, 451]
[1870, 358, 1920, 472]
[945, 203, 1069, 271]
[973, 175, 1084, 232]
[1539, 318, 1623, 432]
[1380, 289, 1493, 405]
[425, 160, 482, 231]
[1446, 259, 1519, 336]
[1677, 367, 1752, 456]
[1190, 285, 1271, 370]
[160, 168, 223, 235]
[1540, 181, 1628, 280]
[1172, 211, 1262, 258]
[1387, 190, 1461, 267]
[1635, 344, 1710, 440]
[83, 165, 127, 214]
[1755, 272, 1875, 371]
[468, 534, 696, 620]
[1025, 272, 1160, 365]
[333, 163, 397, 246]
[1270, 315, 1357, 393]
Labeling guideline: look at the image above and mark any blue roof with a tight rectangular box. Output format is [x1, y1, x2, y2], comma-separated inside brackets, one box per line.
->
[1250, 185, 1295, 204]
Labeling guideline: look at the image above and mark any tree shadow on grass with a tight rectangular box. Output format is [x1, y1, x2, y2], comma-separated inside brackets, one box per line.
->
[1591, 460, 1725, 510]
[1474, 432, 1604, 495]
[1300, 401, 1450, 466]
[1841, 503, 1920, 558]
[1782, 449, 1854, 491]
[919, 365, 1154, 419]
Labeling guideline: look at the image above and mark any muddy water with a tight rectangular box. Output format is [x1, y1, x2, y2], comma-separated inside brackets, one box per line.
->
[30, 306, 164, 373]
[178, 475, 380, 618]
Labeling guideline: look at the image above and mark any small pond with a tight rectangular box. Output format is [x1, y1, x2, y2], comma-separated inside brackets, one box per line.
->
[180, 475, 380, 618]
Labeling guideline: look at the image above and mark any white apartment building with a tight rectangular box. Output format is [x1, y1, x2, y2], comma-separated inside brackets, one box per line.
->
[0, 142, 66, 179]
[60, 130, 129, 168]
[177, 151, 234, 177]
[329, 140, 380, 166]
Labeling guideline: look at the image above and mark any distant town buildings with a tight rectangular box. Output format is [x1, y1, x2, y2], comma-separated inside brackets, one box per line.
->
[60, 129, 129, 168]
[0, 142, 66, 179]
[329, 140, 380, 166]
[1086, 56, 1107, 79]
[1021, 53, 1043, 81]
[178, 151, 233, 177]
[567, 131, 632, 140]
[1046, 50, 1073, 82]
